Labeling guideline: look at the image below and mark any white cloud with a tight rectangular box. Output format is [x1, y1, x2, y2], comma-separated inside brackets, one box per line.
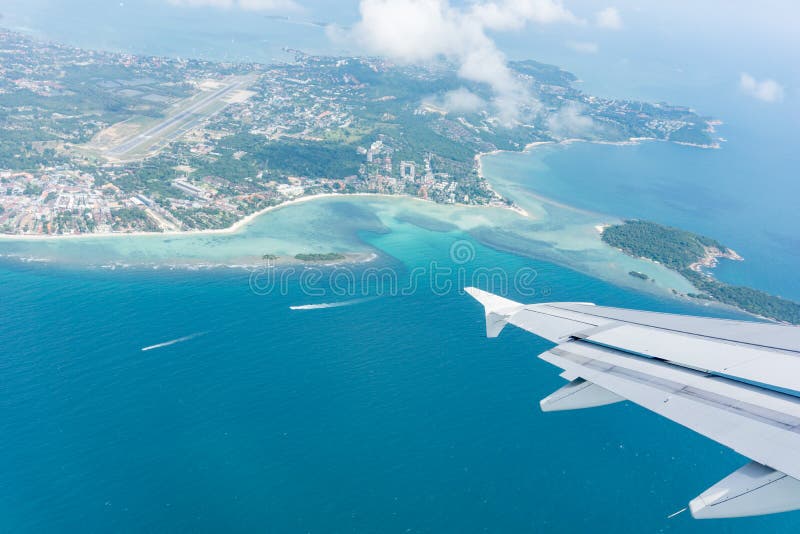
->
[547, 103, 597, 138]
[470, 0, 580, 30]
[423, 87, 486, 113]
[336, 0, 581, 123]
[595, 7, 622, 30]
[566, 40, 598, 54]
[739, 73, 784, 103]
[167, 0, 299, 11]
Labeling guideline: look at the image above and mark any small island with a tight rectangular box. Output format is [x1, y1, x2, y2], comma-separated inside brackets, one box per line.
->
[603, 220, 800, 324]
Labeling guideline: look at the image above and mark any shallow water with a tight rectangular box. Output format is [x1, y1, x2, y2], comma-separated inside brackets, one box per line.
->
[1, 230, 775, 533]
[2, 3, 798, 530]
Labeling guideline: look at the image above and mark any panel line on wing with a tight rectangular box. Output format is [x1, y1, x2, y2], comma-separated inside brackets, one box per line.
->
[545, 304, 800, 355]
[519, 307, 600, 328]
[549, 343, 800, 434]
[574, 336, 800, 399]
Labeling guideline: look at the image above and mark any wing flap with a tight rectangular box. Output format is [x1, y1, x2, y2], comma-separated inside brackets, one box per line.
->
[582, 324, 800, 396]
[545, 303, 800, 353]
[540, 340, 800, 481]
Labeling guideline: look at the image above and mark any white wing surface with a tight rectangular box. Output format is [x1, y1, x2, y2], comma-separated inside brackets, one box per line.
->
[466, 287, 800, 519]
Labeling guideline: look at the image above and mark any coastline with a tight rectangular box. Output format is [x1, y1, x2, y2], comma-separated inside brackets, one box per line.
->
[474, 132, 722, 217]
[1, 132, 717, 243]
[473, 137, 656, 218]
[689, 246, 744, 273]
[0, 247, 381, 270]
[472, 135, 774, 317]
[0, 192, 527, 242]
[0, 192, 353, 242]
[3, 133, 749, 313]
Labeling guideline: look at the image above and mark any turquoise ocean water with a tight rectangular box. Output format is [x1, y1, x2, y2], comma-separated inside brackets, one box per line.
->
[480, 136, 800, 301]
[2, 1, 800, 531]
[1, 227, 792, 533]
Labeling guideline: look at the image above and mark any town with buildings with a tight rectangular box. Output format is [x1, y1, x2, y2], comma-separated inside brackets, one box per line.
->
[0, 29, 716, 235]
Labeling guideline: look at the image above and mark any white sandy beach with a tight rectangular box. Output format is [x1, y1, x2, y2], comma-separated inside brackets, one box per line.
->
[0, 191, 528, 242]
[2, 131, 722, 243]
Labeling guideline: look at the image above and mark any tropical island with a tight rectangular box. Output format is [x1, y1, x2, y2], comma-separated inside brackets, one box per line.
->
[602, 220, 800, 324]
[0, 29, 716, 236]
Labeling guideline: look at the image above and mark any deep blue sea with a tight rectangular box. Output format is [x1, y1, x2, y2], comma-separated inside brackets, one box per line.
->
[2, 232, 794, 533]
[2, 1, 800, 531]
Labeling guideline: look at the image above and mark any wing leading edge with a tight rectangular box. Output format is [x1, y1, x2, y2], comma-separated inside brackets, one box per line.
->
[465, 287, 800, 519]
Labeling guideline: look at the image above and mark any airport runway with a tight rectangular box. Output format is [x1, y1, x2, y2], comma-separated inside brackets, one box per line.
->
[107, 77, 248, 157]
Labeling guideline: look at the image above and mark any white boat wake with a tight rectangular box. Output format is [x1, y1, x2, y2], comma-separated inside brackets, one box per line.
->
[141, 331, 207, 352]
[289, 297, 376, 311]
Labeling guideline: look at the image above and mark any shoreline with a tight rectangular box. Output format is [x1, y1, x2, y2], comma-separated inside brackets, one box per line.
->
[2, 135, 739, 306]
[474, 137, 660, 218]
[0, 249, 381, 270]
[689, 246, 744, 273]
[4, 134, 768, 320]
[0, 192, 527, 242]
[1, 133, 717, 243]
[0, 192, 353, 242]
[472, 136, 764, 313]
[474, 132, 722, 217]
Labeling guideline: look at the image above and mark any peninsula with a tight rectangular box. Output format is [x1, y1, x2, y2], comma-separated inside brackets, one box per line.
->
[602, 220, 800, 324]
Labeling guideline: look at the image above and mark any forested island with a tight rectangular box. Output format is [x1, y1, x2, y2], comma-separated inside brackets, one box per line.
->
[603, 220, 800, 324]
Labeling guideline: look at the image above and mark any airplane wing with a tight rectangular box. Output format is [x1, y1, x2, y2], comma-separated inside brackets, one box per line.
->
[466, 287, 800, 519]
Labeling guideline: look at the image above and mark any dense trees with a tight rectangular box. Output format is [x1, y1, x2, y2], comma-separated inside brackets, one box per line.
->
[602, 220, 727, 271]
[683, 270, 800, 324]
[604, 220, 800, 324]
[217, 134, 362, 180]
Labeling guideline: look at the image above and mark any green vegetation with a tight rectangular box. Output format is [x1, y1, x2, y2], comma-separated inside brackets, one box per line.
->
[603, 220, 727, 270]
[23, 183, 43, 196]
[683, 271, 800, 324]
[172, 207, 239, 230]
[110, 160, 182, 199]
[110, 207, 160, 232]
[294, 253, 346, 262]
[216, 135, 363, 180]
[604, 220, 800, 324]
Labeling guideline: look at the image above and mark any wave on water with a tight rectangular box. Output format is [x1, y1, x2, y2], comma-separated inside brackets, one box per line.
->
[289, 297, 376, 311]
[141, 331, 207, 352]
